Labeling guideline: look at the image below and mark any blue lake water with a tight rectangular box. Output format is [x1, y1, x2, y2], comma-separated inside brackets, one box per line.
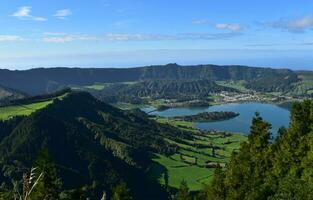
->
[142, 102, 290, 136]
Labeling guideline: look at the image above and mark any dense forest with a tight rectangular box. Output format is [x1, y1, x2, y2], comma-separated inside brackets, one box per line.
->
[92, 79, 237, 103]
[197, 99, 313, 200]
[0, 64, 300, 95]
[0, 85, 25, 105]
[0, 92, 194, 199]
[173, 111, 239, 122]
[0, 89, 312, 199]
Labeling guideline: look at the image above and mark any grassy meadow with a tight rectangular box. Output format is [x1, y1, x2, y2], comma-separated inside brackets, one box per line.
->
[72, 81, 138, 91]
[216, 80, 249, 92]
[149, 117, 247, 191]
[0, 94, 67, 120]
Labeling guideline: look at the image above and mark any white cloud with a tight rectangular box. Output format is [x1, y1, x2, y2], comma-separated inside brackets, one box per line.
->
[192, 19, 209, 25]
[104, 33, 241, 41]
[271, 15, 313, 32]
[179, 32, 242, 40]
[104, 33, 175, 41]
[43, 33, 175, 43]
[0, 35, 23, 42]
[43, 32, 242, 43]
[11, 6, 31, 18]
[32, 17, 47, 21]
[216, 23, 243, 31]
[43, 34, 98, 43]
[43, 32, 67, 36]
[54, 9, 72, 19]
[11, 6, 47, 21]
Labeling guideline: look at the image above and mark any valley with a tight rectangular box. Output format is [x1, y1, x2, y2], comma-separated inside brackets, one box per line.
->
[2, 1, 313, 198]
[0, 90, 247, 199]
[148, 117, 246, 191]
[0, 64, 311, 199]
[0, 64, 311, 114]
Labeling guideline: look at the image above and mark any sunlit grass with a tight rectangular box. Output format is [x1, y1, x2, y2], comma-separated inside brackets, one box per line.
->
[0, 94, 67, 120]
[149, 117, 247, 191]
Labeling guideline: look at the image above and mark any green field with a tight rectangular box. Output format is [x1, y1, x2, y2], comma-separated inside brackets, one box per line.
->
[149, 117, 247, 191]
[216, 80, 249, 92]
[290, 72, 313, 95]
[0, 94, 67, 120]
[72, 81, 138, 91]
[71, 83, 111, 91]
[84, 84, 107, 90]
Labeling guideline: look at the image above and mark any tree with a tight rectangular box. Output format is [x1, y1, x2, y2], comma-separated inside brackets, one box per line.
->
[31, 149, 62, 200]
[210, 165, 225, 200]
[175, 180, 191, 200]
[212, 147, 216, 157]
[213, 113, 272, 199]
[111, 182, 132, 200]
[0, 184, 16, 200]
[198, 165, 225, 200]
[206, 101, 313, 200]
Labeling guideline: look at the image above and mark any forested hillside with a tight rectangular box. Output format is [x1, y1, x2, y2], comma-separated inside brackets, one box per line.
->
[0, 92, 193, 199]
[0, 85, 25, 105]
[290, 71, 313, 96]
[0, 82, 311, 199]
[201, 100, 313, 200]
[92, 79, 237, 103]
[0, 64, 300, 95]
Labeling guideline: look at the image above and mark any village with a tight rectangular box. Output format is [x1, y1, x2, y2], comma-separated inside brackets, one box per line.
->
[216, 91, 296, 104]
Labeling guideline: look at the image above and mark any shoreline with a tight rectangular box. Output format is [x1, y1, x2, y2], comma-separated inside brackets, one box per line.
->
[141, 99, 295, 113]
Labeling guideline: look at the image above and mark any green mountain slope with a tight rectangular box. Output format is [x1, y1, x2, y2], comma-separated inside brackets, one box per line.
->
[0, 85, 25, 105]
[0, 92, 192, 199]
[0, 64, 301, 95]
[288, 71, 313, 96]
[0, 90, 68, 120]
[92, 79, 238, 103]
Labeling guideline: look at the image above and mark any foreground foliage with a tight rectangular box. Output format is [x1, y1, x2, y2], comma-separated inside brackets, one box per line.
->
[205, 99, 313, 199]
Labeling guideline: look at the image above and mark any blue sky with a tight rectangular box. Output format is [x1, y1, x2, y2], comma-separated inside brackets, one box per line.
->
[0, 0, 313, 70]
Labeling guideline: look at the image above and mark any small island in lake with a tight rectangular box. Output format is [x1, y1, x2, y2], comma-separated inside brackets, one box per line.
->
[173, 111, 239, 122]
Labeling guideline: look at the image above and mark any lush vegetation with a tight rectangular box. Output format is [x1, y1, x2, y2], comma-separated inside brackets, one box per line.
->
[244, 71, 298, 93]
[0, 85, 25, 105]
[1, 86, 312, 199]
[0, 100, 54, 120]
[0, 64, 302, 95]
[0, 92, 196, 199]
[92, 79, 237, 103]
[0, 90, 68, 120]
[289, 71, 313, 96]
[215, 81, 249, 93]
[199, 99, 313, 199]
[0, 91, 250, 199]
[172, 111, 239, 122]
[149, 117, 246, 191]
